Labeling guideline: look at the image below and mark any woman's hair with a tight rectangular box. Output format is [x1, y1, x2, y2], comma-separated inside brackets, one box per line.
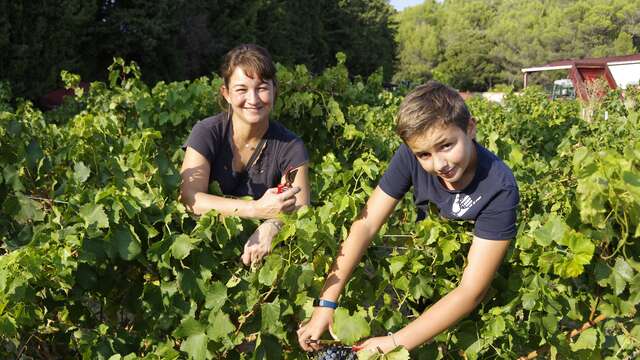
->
[220, 44, 277, 87]
[396, 81, 471, 142]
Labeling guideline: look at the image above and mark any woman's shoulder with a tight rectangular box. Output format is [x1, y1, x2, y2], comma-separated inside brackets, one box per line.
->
[266, 121, 309, 165]
[193, 113, 229, 132]
[268, 121, 304, 144]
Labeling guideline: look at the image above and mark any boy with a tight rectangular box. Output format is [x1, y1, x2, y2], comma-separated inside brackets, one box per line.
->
[297, 81, 519, 353]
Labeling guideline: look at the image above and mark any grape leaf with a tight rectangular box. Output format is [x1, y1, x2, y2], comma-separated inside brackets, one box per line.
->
[207, 311, 234, 340]
[180, 333, 209, 360]
[357, 347, 410, 360]
[173, 317, 204, 337]
[171, 234, 196, 260]
[73, 161, 91, 183]
[258, 255, 283, 286]
[569, 328, 598, 351]
[333, 308, 370, 345]
[79, 203, 109, 228]
[204, 281, 227, 311]
[533, 216, 566, 247]
[261, 302, 285, 338]
[111, 225, 141, 260]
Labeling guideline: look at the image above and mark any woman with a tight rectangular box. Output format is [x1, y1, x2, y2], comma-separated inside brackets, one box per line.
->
[180, 44, 310, 266]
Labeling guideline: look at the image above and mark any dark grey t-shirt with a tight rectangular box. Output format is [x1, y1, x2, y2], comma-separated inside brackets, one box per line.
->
[183, 113, 309, 199]
[379, 141, 519, 240]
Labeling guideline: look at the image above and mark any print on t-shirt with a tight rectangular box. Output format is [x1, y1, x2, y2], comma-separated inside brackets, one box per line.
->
[452, 193, 482, 217]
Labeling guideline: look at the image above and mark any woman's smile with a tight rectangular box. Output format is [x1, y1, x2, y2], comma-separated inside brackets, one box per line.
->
[222, 66, 275, 125]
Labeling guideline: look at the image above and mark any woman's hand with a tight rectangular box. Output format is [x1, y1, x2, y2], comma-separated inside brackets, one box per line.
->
[297, 307, 336, 352]
[353, 335, 397, 354]
[241, 221, 280, 266]
[253, 186, 300, 219]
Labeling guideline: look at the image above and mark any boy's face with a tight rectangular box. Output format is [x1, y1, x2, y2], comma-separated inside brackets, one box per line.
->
[405, 119, 478, 191]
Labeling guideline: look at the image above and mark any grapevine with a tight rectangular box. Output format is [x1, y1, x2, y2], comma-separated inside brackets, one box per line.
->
[0, 57, 638, 359]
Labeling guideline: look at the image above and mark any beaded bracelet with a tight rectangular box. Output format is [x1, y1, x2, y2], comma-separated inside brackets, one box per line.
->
[264, 219, 283, 231]
[388, 332, 398, 348]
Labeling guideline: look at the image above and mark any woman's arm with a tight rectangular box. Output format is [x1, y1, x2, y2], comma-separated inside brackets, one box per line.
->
[297, 186, 399, 351]
[357, 236, 511, 352]
[180, 147, 298, 218]
[241, 163, 311, 266]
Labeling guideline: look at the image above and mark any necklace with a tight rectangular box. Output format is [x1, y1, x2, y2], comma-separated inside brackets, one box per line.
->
[241, 141, 257, 151]
[233, 125, 267, 152]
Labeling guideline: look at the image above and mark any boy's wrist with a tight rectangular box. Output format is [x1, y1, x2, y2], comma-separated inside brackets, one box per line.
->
[388, 331, 398, 348]
[313, 298, 338, 309]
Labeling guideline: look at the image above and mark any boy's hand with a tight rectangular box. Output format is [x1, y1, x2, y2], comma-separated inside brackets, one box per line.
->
[297, 307, 336, 351]
[353, 335, 396, 354]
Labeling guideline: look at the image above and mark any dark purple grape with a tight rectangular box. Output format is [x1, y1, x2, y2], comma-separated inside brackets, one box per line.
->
[314, 346, 357, 360]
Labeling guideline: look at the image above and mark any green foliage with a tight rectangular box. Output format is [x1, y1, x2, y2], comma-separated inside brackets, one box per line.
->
[0, 1, 98, 98]
[357, 347, 410, 360]
[394, 0, 640, 90]
[393, 1, 442, 84]
[333, 308, 370, 345]
[0, 0, 396, 101]
[0, 58, 639, 360]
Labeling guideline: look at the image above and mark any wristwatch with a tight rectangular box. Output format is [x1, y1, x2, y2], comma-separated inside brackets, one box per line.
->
[313, 298, 338, 309]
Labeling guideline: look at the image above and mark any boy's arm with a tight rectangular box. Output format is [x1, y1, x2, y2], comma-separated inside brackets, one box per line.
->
[297, 186, 399, 351]
[357, 236, 510, 352]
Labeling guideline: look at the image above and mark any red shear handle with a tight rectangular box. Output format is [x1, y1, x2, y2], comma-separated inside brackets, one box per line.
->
[277, 183, 288, 194]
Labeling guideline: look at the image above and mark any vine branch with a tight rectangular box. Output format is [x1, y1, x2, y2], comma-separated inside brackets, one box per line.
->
[517, 314, 607, 360]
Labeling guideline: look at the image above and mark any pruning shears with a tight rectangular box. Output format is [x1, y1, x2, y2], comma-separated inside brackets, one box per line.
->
[277, 166, 299, 194]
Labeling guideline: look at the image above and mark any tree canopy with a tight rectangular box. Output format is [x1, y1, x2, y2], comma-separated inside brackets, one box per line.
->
[0, 0, 396, 100]
[394, 0, 640, 91]
[1, 0, 638, 98]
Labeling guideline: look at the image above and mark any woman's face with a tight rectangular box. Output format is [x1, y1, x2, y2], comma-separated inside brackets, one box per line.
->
[222, 66, 275, 126]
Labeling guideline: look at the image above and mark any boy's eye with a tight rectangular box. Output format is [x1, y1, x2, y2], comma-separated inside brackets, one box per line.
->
[417, 152, 431, 160]
[442, 143, 453, 150]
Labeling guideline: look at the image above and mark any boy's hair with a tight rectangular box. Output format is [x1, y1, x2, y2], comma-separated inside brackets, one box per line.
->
[396, 81, 471, 142]
[220, 44, 277, 87]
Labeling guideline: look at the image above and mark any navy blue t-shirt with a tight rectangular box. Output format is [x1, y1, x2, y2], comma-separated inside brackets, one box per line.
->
[379, 141, 519, 240]
[183, 113, 309, 199]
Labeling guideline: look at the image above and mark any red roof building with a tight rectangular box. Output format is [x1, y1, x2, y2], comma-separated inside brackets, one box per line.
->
[521, 54, 640, 100]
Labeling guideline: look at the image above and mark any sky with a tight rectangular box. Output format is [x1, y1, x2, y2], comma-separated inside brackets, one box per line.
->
[389, 0, 424, 11]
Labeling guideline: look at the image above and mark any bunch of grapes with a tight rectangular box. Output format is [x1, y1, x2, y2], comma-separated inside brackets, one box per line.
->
[313, 346, 357, 360]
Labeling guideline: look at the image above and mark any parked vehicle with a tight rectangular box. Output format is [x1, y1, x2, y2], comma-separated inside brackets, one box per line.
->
[551, 79, 576, 100]
[521, 54, 640, 100]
